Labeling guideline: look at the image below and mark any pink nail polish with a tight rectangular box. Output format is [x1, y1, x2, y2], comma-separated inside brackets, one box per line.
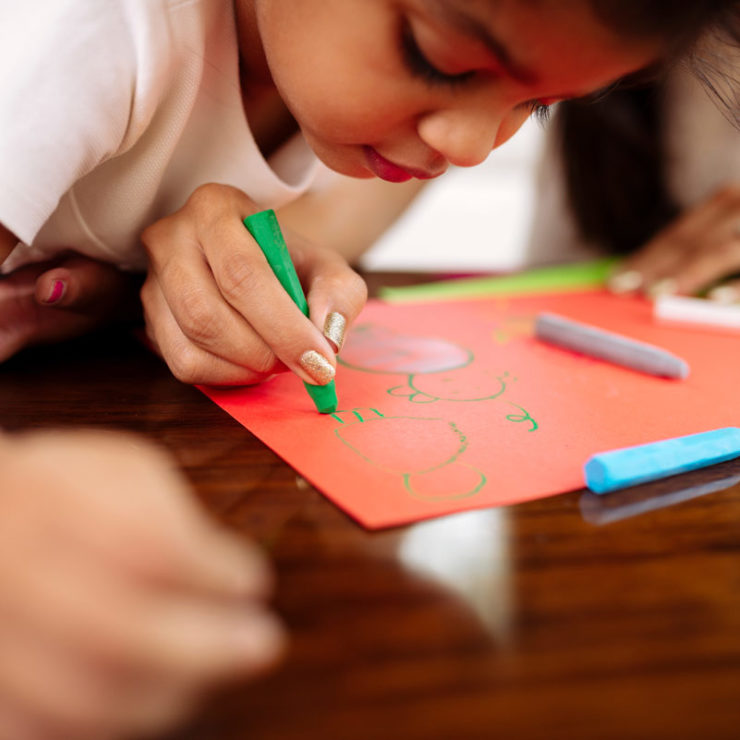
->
[45, 280, 66, 305]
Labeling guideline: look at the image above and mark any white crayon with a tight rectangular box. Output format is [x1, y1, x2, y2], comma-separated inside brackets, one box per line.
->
[654, 295, 740, 332]
[534, 312, 689, 379]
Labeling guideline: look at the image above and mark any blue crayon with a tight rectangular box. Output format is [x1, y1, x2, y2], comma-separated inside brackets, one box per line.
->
[585, 427, 740, 494]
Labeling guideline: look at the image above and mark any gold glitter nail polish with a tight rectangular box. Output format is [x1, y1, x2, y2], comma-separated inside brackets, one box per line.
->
[608, 269, 643, 294]
[323, 312, 347, 353]
[708, 285, 739, 305]
[299, 350, 335, 385]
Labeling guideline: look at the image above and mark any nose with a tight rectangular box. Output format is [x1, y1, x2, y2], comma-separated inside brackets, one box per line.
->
[417, 105, 529, 168]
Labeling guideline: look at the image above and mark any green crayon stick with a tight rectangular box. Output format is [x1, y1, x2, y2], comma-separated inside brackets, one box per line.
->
[244, 209, 338, 414]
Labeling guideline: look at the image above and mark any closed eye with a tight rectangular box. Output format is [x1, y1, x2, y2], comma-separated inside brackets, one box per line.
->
[400, 18, 475, 88]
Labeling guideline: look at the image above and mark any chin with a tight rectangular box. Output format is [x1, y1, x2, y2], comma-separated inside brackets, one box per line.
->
[307, 140, 372, 179]
[319, 156, 374, 179]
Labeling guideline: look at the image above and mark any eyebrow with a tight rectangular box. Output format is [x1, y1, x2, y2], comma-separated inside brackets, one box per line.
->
[430, 0, 541, 85]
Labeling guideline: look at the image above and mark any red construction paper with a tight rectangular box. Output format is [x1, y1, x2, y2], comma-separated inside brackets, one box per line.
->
[201, 291, 740, 529]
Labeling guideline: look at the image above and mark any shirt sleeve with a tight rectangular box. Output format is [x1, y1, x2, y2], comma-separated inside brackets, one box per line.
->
[0, 1, 141, 245]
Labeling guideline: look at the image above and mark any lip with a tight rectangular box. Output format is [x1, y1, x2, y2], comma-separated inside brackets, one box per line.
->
[363, 146, 441, 182]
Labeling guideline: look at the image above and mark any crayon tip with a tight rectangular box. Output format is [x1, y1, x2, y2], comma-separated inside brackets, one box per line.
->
[306, 380, 338, 414]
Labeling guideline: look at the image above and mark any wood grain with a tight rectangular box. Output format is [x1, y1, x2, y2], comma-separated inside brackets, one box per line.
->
[1, 274, 738, 740]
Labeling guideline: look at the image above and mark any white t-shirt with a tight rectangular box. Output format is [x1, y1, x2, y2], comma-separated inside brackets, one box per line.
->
[0, 0, 320, 273]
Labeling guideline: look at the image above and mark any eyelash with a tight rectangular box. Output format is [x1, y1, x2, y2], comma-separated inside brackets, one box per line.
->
[528, 101, 552, 124]
[399, 17, 553, 124]
[400, 19, 475, 88]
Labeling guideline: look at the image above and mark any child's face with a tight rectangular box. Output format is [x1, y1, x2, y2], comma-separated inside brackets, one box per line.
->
[244, 0, 661, 182]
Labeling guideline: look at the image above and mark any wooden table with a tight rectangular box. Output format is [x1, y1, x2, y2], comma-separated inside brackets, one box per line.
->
[1, 273, 739, 740]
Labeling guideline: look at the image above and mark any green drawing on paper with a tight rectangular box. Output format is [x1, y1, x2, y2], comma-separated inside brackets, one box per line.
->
[339, 324, 539, 431]
[505, 403, 538, 432]
[330, 408, 385, 423]
[331, 408, 486, 502]
[389, 371, 512, 403]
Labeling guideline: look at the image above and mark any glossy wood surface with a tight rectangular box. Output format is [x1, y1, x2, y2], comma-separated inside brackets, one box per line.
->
[1, 273, 739, 740]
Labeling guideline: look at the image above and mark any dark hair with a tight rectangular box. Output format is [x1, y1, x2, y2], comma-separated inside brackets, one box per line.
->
[556, 0, 740, 254]
[591, 1, 734, 46]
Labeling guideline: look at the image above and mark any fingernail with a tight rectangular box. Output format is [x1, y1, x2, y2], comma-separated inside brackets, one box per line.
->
[607, 269, 643, 294]
[44, 279, 66, 305]
[299, 350, 335, 385]
[646, 277, 678, 299]
[707, 285, 739, 305]
[323, 312, 347, 353]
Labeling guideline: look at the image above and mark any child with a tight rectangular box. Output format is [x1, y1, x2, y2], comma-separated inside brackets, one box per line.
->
[0, 428, 284, 739]
[3, 1, 739, 386]
[527, 32, 740, 300]
[1, 3, 740, 739]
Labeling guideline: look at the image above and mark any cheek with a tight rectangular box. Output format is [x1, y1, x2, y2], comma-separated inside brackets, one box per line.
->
[259, 2, 424, 143]
[493, 108, 531, 149]
[281, 67, 424, 144]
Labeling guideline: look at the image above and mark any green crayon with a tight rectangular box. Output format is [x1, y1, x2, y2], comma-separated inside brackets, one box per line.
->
[244, 209, 338, 414]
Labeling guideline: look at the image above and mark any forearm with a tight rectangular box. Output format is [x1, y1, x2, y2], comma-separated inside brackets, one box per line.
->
[278, 175, 427, 263]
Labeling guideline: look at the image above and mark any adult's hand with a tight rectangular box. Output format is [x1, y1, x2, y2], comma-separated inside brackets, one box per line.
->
[0, 428, 284, 740]
[608, 185, 740, 301]
[0, 254, 143, 363]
